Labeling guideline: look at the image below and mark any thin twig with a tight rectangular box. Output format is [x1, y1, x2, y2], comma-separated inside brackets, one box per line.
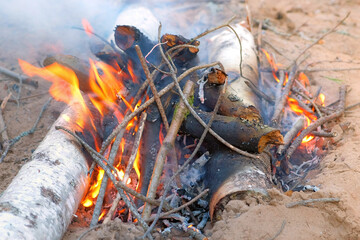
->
[277, 116, 305, 155]
[90, 127, 126, 227]
[286, 86, 346, 159]
[310, 131, 336, 138]
[0, 98, 51, 163]
[271, 65, 297, 125]
[163, 27, 260, 160]
[286, 198, 340, 208]
[100, 62, 220, 153]
[345, 102, 360, 111]
[293, 12, 350, 64]
[245, 80, 274, 104]
[301, 67, 360, 73]
[135, 45, 170, 131]
[59, 127, 151, 237]
[77, 224, 103, 240]
[144, 64, 228, 237]
[103, 111, 147, 224]
[0, 65, 38, 88]
[267, 220, 286, 240]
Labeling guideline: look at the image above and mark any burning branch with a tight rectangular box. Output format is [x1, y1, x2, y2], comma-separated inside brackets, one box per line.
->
[103, 111, 148, 224]
[286, 86, 347, 159]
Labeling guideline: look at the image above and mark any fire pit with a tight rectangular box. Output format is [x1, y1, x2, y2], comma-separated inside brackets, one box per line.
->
[0, 1, 359, 240]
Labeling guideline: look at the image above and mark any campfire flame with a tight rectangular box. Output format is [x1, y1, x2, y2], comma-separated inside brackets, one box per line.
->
[18, 21, 143, 211]
[261, 49, 326, 144]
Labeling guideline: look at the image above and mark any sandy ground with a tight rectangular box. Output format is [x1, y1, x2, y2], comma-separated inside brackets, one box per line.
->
[1, 0, 360, 239]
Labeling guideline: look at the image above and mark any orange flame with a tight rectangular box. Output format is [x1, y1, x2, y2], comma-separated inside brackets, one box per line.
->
[287, 97, 316, 143]
[81, 169, 105, 207]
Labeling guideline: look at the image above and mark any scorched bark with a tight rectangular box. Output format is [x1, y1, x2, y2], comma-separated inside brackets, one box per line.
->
[0, 103, 90, 240]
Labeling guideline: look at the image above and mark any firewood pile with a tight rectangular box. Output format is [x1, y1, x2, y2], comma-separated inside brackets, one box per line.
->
[0, 5, 352, 240]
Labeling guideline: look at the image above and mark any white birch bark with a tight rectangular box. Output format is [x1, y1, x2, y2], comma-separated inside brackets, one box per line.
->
[0, 103, 89, 240]
[208, 24, 259, 110]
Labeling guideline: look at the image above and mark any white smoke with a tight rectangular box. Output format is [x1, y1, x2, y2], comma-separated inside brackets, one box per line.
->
[0, 0, 122, 63]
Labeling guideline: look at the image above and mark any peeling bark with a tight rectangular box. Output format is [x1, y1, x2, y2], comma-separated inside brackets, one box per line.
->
[0, 103, 90, 240]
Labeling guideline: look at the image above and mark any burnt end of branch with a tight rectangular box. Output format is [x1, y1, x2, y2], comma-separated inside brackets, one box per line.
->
[206, 68, 227, 85]
[182, 110, 283, 153]
[194, 83, 262, 122]
[161, 34, 200, 63]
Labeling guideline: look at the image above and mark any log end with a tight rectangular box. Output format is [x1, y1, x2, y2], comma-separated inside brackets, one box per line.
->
[258, 130, 284, 153]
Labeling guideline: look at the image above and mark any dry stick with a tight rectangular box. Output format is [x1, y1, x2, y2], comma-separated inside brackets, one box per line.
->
[301, 67, 360, 73]
[143, 80, 195, 220]
[100, 62, 220, 153]
[146, 189, 209, 222]
[90, 127, 126, 227]
[0, 65, 38, 88]
[286, 198, 340, 208]
[135, 45, 170, 131]
[271, 66, 297, 125]
[286, 86, 346, 159]
[345, 102, 360, 111]
[293, 12, 350, 64]
[245, 80, 274, 104]
[267, 220, 286, 240]
[310, 131, 336, 138]
[0, 98, 51, 163]
[290, 94, 315, 115]
[0, 107, 9, 148]
[292, 89, 323, 117]
[103, 111, 148, 224]
[144, 64, 229, 238]
[77, 224, 103, 240]
[274, 70, 285, 106]
[277, 116, 305, 155]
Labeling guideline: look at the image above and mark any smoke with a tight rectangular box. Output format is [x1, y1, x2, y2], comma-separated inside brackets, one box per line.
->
[0, 0, 120, 63]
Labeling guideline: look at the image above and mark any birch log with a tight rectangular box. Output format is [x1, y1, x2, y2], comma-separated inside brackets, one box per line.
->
[207, 24, 260, 121]
[0, 103, 90, 240]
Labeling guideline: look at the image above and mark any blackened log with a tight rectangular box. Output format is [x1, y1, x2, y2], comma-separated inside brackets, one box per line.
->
[205, 148, 272, 221]
[137, 119, 162, 202]
[182, 110, 283, 153]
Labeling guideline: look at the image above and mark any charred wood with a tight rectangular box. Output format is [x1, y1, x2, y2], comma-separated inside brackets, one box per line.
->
[182, 110, 283, 153]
